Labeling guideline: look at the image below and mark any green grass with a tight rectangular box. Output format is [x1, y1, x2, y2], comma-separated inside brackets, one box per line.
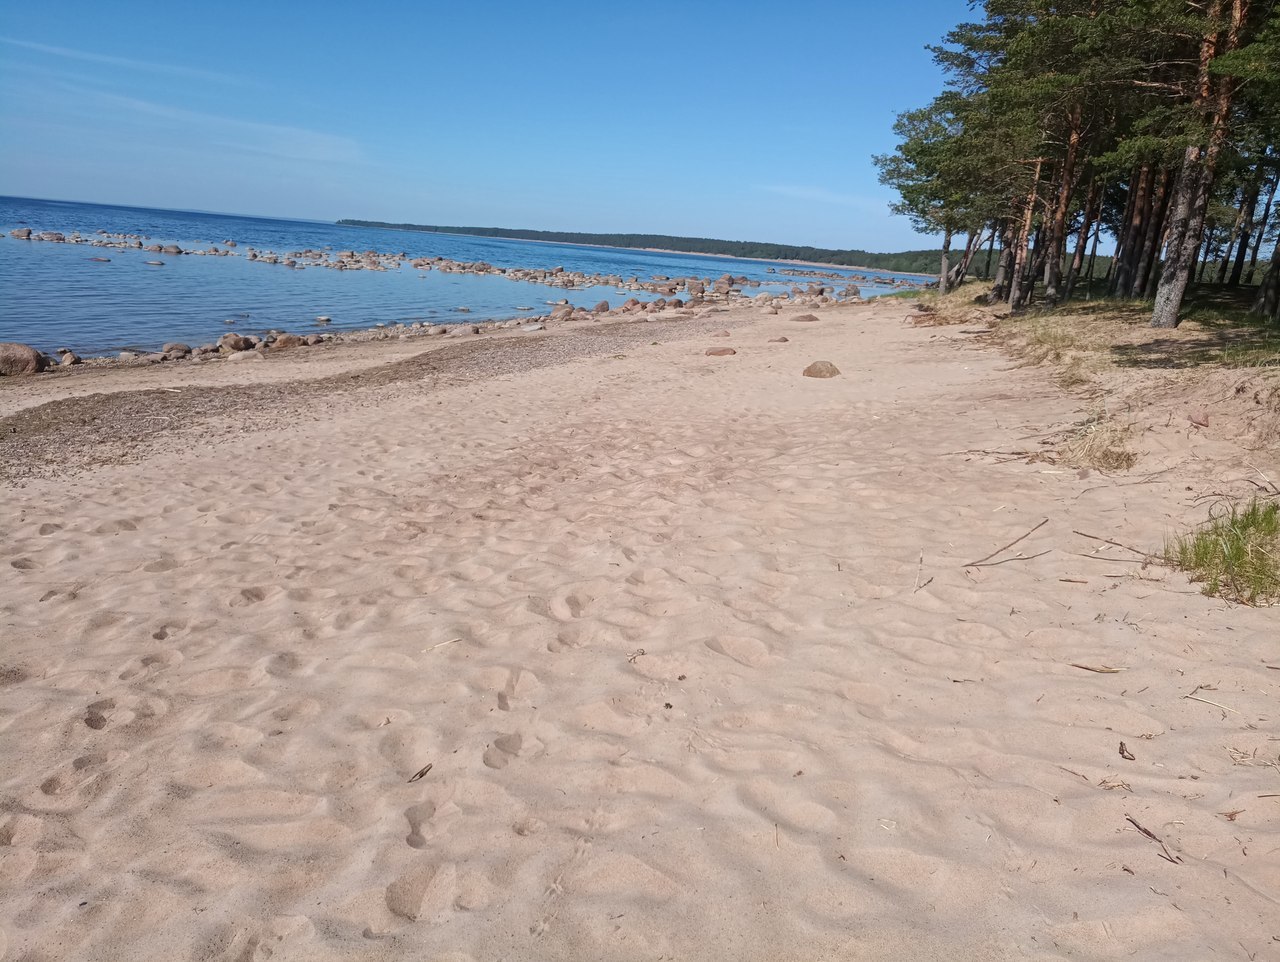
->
[1165, 498, 1280, 605]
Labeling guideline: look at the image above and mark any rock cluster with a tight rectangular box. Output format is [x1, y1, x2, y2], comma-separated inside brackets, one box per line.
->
[4, 226, 888, 309]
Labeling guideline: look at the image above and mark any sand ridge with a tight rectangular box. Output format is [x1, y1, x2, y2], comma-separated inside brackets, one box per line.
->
[1, 302, 1276, 961]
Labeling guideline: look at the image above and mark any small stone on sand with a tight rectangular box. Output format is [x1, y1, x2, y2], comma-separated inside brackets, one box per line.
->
[802, 360, 840, 378]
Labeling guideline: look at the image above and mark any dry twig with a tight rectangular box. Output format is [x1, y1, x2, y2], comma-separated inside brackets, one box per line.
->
[1125, 814, 1182, 864]
[964, 518, 1050, 567]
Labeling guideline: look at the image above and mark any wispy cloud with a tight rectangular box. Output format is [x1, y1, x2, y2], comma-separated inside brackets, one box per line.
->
[758, 184, 884, 211]
[0, 36, 240, 84]
[54, 84, 364, 165]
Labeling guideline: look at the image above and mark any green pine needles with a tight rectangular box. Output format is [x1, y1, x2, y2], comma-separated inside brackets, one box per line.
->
[1166, 498, 1280, 605]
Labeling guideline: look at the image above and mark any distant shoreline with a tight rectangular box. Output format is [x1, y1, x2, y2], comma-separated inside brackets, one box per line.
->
[336, 222, 940, 280]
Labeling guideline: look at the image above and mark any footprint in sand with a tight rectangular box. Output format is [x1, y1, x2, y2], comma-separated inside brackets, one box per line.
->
[385, 860, 459, 922]
[705, 635, 771, 668]
[83, 694, 168, 731]
[404, 800, 461, 850]
[483, 732, 542, 770]
[497, 669, 541, 711]
[548, 589, 595, 621]
[34, 751, 129, 808]
[119, 649, 183, 680]
[231, 585, 282, 607]
[546, 625, 592, 654]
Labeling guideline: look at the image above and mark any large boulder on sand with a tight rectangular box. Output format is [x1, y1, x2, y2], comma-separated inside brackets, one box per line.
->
[0, 343, 48, 376]
[592, 300, 610, 313]
[218, 332, 253, 353]
[269, 333, 306, 350]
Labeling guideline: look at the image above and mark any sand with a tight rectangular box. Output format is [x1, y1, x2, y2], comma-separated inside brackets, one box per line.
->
[1, 301, 1276, 961]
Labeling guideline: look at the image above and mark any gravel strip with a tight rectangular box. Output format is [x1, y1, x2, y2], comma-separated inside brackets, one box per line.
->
[1, 314, 745, 483]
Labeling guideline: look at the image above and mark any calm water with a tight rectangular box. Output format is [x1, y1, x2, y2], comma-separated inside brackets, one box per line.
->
[0, 196, 918, 356]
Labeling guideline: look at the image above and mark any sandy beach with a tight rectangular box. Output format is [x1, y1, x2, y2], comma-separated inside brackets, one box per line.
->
[1, 300, 1276, 961]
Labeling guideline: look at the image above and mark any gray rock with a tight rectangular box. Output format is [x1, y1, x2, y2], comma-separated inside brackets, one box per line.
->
[162, 342, 192, 356]
[226, 349, 263, 362]
[218, 333, 253, 353]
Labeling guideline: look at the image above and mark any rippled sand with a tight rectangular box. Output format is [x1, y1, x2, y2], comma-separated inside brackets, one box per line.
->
[2, 302, 1276, 961]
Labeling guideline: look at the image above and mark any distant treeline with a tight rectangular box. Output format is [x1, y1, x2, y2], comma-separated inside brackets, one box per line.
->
[335, 220, 946, 275]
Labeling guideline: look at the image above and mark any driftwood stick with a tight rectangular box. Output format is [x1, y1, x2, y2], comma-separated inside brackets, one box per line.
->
[968, 549, 1052, 568]
[1072, 530, 1153, 558]
[964, 518, 1049, 567]
[1125, 814, 1182, 864]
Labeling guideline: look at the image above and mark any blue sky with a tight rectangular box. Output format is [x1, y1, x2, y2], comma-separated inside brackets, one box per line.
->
[0, 1, 960, 251]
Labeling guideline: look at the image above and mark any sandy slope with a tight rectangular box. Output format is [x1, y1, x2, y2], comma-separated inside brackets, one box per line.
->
[1, 302, 1276, 962]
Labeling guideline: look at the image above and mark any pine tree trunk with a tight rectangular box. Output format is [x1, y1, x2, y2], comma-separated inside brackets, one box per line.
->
[987, 221, 1016, 302]
[982, 225, 997, 279]
[1109, 164, 1141, 293]
[938, 230, 953, 296]
[1143, 211, 1173, 299]
[1084, 205, 1103, 299]
[1044, 108, 1083, 303]
[1245, 170, 1277, 284]
[1252, 237, 1280, 322]
[1219, 174, 1261, 285]
[1134, 169, 1171, 298]
[948, 230, 984, 288]
[1151, 0, 1246, 329]
[1114, 164, 1151, 298]
[1064, 180, 1101, 301]
[1009, 158, 1042, 309]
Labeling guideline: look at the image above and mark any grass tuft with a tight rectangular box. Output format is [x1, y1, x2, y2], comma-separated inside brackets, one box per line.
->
[1165, 498, 1280, 605]
[1057, 412, 1138, 471]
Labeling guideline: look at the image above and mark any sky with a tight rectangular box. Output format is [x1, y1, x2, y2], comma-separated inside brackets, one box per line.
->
[0, 1, 962, 252]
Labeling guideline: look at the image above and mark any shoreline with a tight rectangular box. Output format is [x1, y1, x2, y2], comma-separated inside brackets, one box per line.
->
[337, 222, 939, 279]
[3, 221, 894, 358]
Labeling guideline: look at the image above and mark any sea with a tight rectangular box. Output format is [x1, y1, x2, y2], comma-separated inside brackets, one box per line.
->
[0, 196, 922, 357]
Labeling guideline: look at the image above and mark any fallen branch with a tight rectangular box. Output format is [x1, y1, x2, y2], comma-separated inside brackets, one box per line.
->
[1071, 663, 1127, 673]
[969, 549, 1051, 569]
[964, 518, 1049, 567]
